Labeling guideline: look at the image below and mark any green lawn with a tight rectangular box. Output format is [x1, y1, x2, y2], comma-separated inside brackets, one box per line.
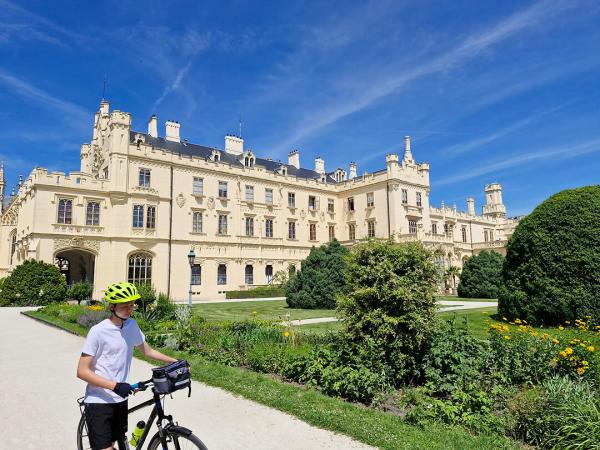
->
[192, 300, 335, 322]
[438, 307, 498, 339]
[437, 295, 497, 302]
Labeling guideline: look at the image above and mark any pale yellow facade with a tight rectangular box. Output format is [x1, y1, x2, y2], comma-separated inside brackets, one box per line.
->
[0, 101, 519, 300]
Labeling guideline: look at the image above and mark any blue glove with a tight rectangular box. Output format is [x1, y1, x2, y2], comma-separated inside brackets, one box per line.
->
[113, 382, 133, 398]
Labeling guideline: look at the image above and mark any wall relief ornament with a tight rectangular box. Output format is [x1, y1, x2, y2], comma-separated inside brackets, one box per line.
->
[176, 193, 186, 208]
[300, 209, 306, 220]
[1, 206, 18, 225]
[207, 197, 215, 210]
[319, 211, 325, 222]
[54, 237, 100, 253]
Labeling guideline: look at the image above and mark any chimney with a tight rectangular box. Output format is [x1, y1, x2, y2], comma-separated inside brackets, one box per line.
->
[288, 150, 300, 169]
[349, 161, 357, 179]
[224, 135, 243, 155]
[467, 197, 475, 215]
[315, 156, 325, 174]
[148, 115, 158, 138]
[165, 120, 180, 143]
[403, 135, 414, 164]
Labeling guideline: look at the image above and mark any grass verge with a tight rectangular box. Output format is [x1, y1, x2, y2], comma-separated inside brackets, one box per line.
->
[23, 309, 520, 450]
[192, 299, 335, 322]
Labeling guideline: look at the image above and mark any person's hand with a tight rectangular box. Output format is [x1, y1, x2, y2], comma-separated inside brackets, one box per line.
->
[113, 382, 133, 398]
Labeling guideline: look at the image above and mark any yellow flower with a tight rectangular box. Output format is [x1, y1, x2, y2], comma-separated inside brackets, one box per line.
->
[515, 318, 522, 324]
[577, 367, 586, 376]
[504, 335, 511, 340]
[588, 346, 595, 352]
[565, 347, 574, 355]
[502, 325, 509, 332]
[552, 338, 560, 344]
[252, 311, 257, 315]
[560, 351, 567, 358]
[283, 331, 290, 337]
[523, 320, 528, 325]
[565, 321, 571, 324]
[482, 311, 488, 315]
[582, 360, 589, 366]
[558, 326, 564, 331]
[502, 317, 507, 321]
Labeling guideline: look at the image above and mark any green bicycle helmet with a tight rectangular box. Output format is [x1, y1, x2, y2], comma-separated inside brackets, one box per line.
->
[104, 282, 141, 303]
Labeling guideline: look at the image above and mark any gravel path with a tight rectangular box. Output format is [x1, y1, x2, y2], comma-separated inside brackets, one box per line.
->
[0, 308, 374, 450]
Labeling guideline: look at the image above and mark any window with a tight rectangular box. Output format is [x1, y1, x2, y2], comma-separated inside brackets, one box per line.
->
[146, 206, 156, 229]
[484, 230, 489, 242]
[10, 232, 16, 265]
[193, 177, 203, 195]
[489, 229, 494, 241]
[218, 181, 228, 198]
[444, 223, 449, 236]
[245, 217, 254, 236]
[288, 192, 295, 208]
[191, 265, 201, 285]
[133, 205, 144, 228]
[402, 189, 408, 204]
[218, 215, 228, 235]
[409, 220, 417, 234]
[139, 168, 151, 188]
[244, 155, 254, 167]
[103, 167, 109, 179]
[432, 222, 438, 235]
[416, 192, 422, 207]
[217, 264, 227, 285]
[288, 221, 296, 239]
[86, 201, 100, 226]
[128, 253, 152, 284]
[245, 185, 254, 202]
[308, 195, 316, 210]
[328, 225, 335, 241]
[366, 192, 374, 208]
[348, 223, 356, 240]
[192, 211, 203, 233]
[309, 223, 317, 241]
[265, 219, 273, 238]
[347, 197, 355, 212]
[57, 198, 72, 224]
[367, 221, 376, 238]
[265, 265, 273, 284]
[265, 188, 273, 204]
[327, 199, 334, 213]
[462, 226, 467, 243]
[245, 265, 254, 285]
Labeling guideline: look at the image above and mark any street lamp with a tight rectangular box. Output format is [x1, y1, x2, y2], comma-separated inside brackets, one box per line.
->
[187, 248, 196, 308]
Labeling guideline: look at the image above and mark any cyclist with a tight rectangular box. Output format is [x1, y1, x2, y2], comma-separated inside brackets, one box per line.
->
[76, 282, 178, 450]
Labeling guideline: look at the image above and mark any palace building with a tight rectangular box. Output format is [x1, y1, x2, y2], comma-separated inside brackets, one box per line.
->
[0, 100, 519, 299]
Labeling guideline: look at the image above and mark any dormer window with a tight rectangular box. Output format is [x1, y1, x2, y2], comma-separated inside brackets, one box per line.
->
[279, 165, 287, 176]
[242, 151, 255, 168]
[212, 150, 221, 162]
[334, 169, 346, 183]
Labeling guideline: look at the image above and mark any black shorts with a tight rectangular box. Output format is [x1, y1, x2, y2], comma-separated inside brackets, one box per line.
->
[84, 401, 128, 450]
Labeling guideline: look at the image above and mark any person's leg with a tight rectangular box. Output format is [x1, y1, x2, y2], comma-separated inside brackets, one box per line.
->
[110, 400, 129, 449]
[85, 403, 118, 450]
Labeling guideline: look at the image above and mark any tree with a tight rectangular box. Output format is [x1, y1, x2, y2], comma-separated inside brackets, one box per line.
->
[445, 266, 461, 293]
[285, 240, 348, 309]
[337, 240, 439, 383]
[134, 282, 157, 317]
[0, 260, 67, 306]
[498, 186, 600, 324]
[457, 251, 504, 299]
[67, 280, 94, 305]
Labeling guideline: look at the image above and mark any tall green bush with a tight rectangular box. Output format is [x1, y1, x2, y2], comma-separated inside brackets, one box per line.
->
[499, 186, 600, 324]
[67, 280, 94, 305]
[457, 251, 504, 299]
[0, 260, 67, 306]
[134, 282, 156, 316]
[337, 240, 439, 383]
[285, 239, 348, 309]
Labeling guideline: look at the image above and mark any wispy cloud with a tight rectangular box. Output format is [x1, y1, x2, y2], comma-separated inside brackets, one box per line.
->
[151, 60, 195, 111]
[0, 69, 89, 123]
[435, 138, 600, 186]
[262, 0, 575, 155]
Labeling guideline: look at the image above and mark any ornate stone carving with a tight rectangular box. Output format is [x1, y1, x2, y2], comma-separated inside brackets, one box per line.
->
[176, 193, 186, 208]
[207, 197, 215, 210]
[54, 237, 100, 253]
[300, 209, 306, 220]
[319, 211, 325, 222]
[1, 206, 18, 225]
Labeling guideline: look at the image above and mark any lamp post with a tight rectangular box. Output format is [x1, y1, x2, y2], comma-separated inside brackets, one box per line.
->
[187, 248, 196, 308]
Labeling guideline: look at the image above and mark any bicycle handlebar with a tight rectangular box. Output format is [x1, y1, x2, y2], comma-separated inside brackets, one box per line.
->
[131, 378, 153, 391]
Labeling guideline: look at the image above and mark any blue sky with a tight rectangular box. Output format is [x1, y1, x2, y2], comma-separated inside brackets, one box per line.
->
[0, 0, 599, 216]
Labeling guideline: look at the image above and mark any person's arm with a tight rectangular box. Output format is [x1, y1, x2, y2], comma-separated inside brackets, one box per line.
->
[137, 341, 178, 364]
[76, 353, 117, 391]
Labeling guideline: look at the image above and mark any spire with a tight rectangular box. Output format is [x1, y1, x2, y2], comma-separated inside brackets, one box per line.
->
[403, 135, 414, 164]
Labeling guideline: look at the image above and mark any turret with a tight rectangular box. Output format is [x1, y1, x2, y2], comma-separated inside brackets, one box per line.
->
[483, 183, 506, 219]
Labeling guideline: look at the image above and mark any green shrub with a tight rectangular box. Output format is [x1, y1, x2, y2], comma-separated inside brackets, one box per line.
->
[457, 251, 504, 299]
[499, 186, 600, 325]
[134, 283, 156, 316]
[67, 280, 94, 305]
[0, 260, 67, 306]
[337, 240, 439, 383]
[285, 239, 348, 309]
[226, 286, 285, 299]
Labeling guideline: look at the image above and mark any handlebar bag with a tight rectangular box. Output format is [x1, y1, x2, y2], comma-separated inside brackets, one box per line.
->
[152, 359, 191, 396]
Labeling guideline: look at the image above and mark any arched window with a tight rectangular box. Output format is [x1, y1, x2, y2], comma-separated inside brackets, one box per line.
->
[217, 264, 227, 285]
[245, 265, 254, 285]
[128, 253, 152, 284]
[10, 231, 16, 265]
[265, 265, 273, 284]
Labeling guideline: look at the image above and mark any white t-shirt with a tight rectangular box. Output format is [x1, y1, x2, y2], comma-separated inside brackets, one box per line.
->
[81, 318, 145, 404]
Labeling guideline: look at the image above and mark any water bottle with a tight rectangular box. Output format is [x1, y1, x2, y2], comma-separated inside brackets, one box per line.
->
[130, 420, 146, 447]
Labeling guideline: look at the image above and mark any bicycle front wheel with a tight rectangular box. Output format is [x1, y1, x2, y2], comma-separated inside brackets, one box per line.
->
[76, 414, 92, 450]
[148, 428, 208, 450]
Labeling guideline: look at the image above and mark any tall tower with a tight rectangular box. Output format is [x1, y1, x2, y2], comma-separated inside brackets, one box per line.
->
[402, 136, 414, 164]
[0, 162, 5, 212]
[483, 183, 506, 219]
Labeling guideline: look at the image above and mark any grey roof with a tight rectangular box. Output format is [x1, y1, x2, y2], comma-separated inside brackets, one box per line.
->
[131, 131, 338, 183]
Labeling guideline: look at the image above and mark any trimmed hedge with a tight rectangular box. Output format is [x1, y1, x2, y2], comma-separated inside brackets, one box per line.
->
[457, 250, 504, 299]
[0, 260, 67, 306]
[226, 286, 285, 299]
[498, 186, 600, 324]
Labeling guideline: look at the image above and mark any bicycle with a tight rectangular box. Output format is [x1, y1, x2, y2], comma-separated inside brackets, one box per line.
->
[76, 378, 208, 450]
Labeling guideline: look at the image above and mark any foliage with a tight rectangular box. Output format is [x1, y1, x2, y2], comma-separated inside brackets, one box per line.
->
[505, 376, 600, 449]
[271, 270, 289, 287]
[285, 239, 349, 309]
[67, 280, 94, 305]
[77, 309, 110, 328]
[0, 260, 67, 306]
[226, 286, 285, 299]
[134, 282, 156, 316]
[499, 186, 600, 325]
[457, 251, 504, 299]
[337, 240, 439, 383]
